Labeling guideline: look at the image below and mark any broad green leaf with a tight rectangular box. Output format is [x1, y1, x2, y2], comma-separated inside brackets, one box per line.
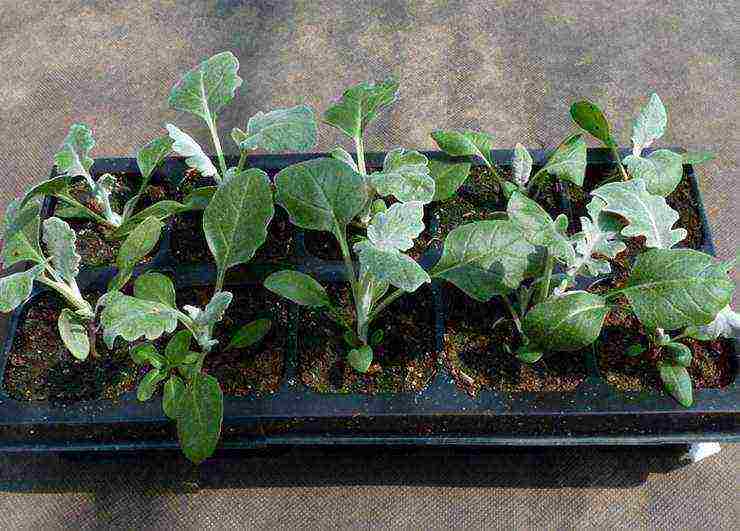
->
[232, 104, 317, 152]
[133, 272, 176, 308]
[163, 375, 186, 419]
[227, 318, 272, 350]
[665, 342, 692, 367]
[626, 344, 646, 357]
[621, 249, 734, 331]
[592, 179, 686, 248]
[429, 158, 470, 201]
[431, 220, 534, 301]
[330, 147, 359, 172]
[354, 241, 430, 292]
[507, 192, 575, 264]
[264, 270, 329, 307]
[682, 151, 715, 165]
[323, 77, 399, 139]
[130, 343, 163, 366]
[168, 51, 242, 121]
[204, 168, 274, 277]
[2, 197, 43, 268]
[42, 217, 80, 283]
[99, 291, 178, 348]
[686, 305, 740, 340]
[623, 149, 683, 196]
[523, 291, 608, 352]
[275, 158, 367, 232]
[183, 187, 216, 210]
[58, 308, 90, 360]
[512, 143, 533, 188]
[19, 176, 70, 208]
[369, 148, 435, 204]
[114, 200, 186, 238]
[347, 345, 374, 373]
[110, 216, 163, 290]
[54, 123, 94, 178]
[165, 330, 193, 365]
[533, 134, 587, 187]
[367, 201, 425, 252]
[54, 203, 96, 221]
[166, 124, 218, 179]
[137, 135, 174, 183]
[431, 129, 494, 167]
[516, 346, 543, 364]
[137, 368, 167, 402]
[569, 198, 626, 277]
[631, 93, 667, 156]
[0, 265, 43, 313]
[659, 362, 693, 407]
[570, 100, 613, 145]
[177, 373, 223, 464]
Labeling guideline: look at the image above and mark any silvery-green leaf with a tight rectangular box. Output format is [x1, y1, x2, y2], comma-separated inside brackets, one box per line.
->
[431, 220, 534, 301]
[133, 272, 176, 308]
[631, 93, 667, 156]
[177, 373, 223, 464]
[136, 135, 173, 184]
[58, 308, 90, 360]
[275, 158, 367, 232]
[512, 143, 533, 187]
[523, 291, 608, 352]
[570, 198, 627, 277]
[323, 77, 399, 139]
[347, 345, 373, 373]
[227, 318, 272, 350]
[0, 265, 43, 313]
[42, 217, 80, 283]
[163, 375, 186, 419]
[110, 217, 163, 291]
[507, 192, 575, 264]
[685, 305, 740, 341]
[367, 201, 425, 252]
[114, 200, 186, 238]
[659, 362, 693, 407]
[429, 158, 470, 202]
[330, 147, 359, 172]
[431, 129, 494, 167]
[54, 123, 94, 178]
[98, 291, 178, 347]
[185, 291, 233, 328]
[168, 51, 242, 121]
[183, 187, 216, 210]
[592, 179, 686, 248]
[2, 197, 43, 268]
[233, 104, 317, 152]
[621, 249, 734, 331]
[92, 173, 121, 226]
[355, 241, 430, 292]
[369, 148, 435, 204]
[624, 149, 683, 196]
[166, 124, 218, 179]
[570, 100, 613, 146]
[533, 134, 587, 187]
[264, 270, 329, 307]
[682, 151, 715, 165]
[204, 168, 273, 278]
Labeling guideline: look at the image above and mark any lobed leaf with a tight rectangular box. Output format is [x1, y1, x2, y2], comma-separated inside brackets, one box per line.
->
[54, 123, 95, 178]
[166, 124, 218, 179]
[98, 291, 178, 348]
[623, 149, 683, 196]
[569, 198, 626, 277]
[366, 201, 425, 252]
[431, 129, 494, 167]
[591, 179, 686, 248]
[369, 148, 435, 204]
[58, 308, 90, 360]
[177, 373, 223, 464]
[686, 305, 740, 341]
[631, 93, 667, 156]
[264, 271, 329, 307]
[42, 217, 81, 283]
[0, 265, 44, 313]
[233, 104, 317, 152]
[323, 78, 399, 139]
[355, 241, 430, 293]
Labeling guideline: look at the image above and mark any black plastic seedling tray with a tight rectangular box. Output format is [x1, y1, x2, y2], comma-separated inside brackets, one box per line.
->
[0, 149, 737, 453]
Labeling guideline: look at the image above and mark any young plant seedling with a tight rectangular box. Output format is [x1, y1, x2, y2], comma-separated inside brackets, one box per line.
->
[0, 196, 97, 360]
[98, 167, 275, 463]
[571, 93, 715, 193]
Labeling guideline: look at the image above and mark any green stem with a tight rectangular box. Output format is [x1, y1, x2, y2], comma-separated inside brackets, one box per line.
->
[537, 250, 555, 304]
[236, 150, 249, 173]
[367, 288, 405, 324]
[334, 225, 358, 298]
[502, 296, 524, 335]
[609, 143, 629, 181]
[214, 268, 226, 295]
[354, 136, 367, 176]
[36, 275, 93, 318]
[206, 114, 227, 180]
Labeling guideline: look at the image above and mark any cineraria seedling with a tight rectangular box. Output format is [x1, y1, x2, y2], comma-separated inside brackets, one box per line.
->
[166, 51, 318, 185]
[0, 196, 96, 360]
[571, 93, 715, 194]
[98, 168, 275, 463]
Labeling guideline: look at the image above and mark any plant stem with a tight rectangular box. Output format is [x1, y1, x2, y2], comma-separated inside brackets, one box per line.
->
[609, 143, 629, 181]
[537, 250, 555, 304]
[206, 114, 227, 179]
[502, 296, 524, 335]
[334, 224, 358, 301]
[354, 136, 367, 175]
[367, 288, 405, 324]
[236, 150, 249, 173]
[214, 267, 226, 295]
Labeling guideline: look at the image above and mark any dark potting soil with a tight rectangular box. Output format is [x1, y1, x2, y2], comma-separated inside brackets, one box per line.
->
[441, 285, 588, 397]
[298, 285, 437, 394]
[50, 175, 166, 267]
[168, 170, 296, 265]
[432, 166, 565, 242]
[2, 285, 288, 404]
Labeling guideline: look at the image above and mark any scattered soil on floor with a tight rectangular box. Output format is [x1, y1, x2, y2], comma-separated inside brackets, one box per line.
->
[298, 285, 437, 394]
[441, 285, 588, 397]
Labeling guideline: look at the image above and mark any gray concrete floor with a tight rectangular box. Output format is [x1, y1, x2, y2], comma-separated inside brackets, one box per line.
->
[0, 1, 737, 528]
